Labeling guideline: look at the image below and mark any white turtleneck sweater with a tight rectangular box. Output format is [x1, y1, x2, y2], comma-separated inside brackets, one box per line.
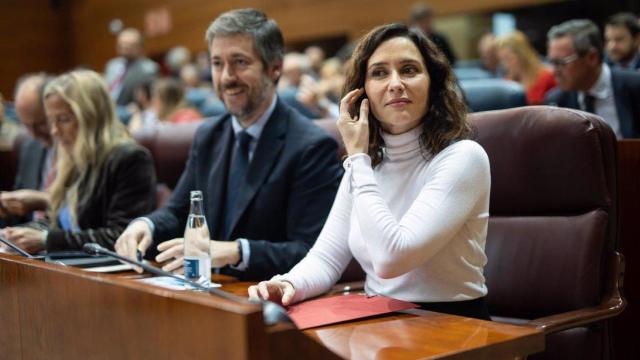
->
[276, 126, 491, 303]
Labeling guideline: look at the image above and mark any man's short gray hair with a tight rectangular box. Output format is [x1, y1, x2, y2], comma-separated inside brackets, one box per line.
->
[547, 19, 603, 61]
[205, 8, 284, 66]
[14, 73, 53, 102]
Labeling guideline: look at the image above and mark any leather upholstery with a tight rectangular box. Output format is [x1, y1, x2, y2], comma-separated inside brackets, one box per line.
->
[470, 106, 618, 359]
[133, 121, 202, 189]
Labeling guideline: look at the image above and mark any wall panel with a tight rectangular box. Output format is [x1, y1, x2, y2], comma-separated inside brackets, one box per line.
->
[1, 0, 560, 98]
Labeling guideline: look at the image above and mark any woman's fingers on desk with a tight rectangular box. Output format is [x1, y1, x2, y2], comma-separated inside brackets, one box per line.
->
[249, 280, 295, 306]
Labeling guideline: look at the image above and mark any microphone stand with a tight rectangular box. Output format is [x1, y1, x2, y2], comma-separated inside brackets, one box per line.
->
[83, 243, 291, 325]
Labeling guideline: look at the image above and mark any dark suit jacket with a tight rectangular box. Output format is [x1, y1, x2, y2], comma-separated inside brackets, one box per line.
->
[14, 137, 48, 191]
[2, 137, 49, 226]
[544, 68, 640, 138]
[29, 143, 156, 251]
[147, 99, 343, 280]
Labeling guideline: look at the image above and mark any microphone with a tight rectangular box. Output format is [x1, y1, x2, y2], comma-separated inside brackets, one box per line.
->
[83, 243, 291, 325]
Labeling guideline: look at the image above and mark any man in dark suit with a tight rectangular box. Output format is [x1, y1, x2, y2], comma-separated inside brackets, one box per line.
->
[544, 19, 640, 138]
[104, 28, 158, 106]
[115, 9, 342, 280]
[409, 2, 457, 65]
[0, 74, 54, 226]
[604, 12, 640, 71]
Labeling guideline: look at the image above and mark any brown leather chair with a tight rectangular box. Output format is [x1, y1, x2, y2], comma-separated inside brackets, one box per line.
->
[470, 106, 626, 359]
[133, 121, 202, 208]
[313, 118, 345, 158]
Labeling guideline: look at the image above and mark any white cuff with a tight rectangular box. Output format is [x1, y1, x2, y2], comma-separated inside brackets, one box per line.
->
[342, 153, 375, 193]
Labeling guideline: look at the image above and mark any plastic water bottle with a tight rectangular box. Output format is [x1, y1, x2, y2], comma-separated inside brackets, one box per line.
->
[184, 190, 211, 289]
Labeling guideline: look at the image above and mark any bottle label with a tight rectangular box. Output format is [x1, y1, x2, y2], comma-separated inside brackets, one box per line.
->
[184, 258, 201, 279]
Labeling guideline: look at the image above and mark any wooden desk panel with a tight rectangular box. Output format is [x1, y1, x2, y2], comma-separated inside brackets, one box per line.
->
[0, 254, 544, 359]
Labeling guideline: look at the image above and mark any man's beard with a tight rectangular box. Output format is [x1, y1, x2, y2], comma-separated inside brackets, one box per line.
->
[218, 75, 272, 121]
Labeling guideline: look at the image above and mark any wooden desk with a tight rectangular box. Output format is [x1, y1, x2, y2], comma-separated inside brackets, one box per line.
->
[0, 254, 544, 359]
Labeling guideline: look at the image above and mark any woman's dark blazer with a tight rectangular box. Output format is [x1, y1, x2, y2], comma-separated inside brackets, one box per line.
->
[44, 142, 156, 251]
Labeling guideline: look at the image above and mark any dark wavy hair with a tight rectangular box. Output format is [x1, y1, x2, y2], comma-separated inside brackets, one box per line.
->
[343, 23, 470, 166]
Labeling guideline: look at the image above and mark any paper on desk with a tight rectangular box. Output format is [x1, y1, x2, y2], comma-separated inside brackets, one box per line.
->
[287, 293, 418, 330]
[85, 263, 133, 272]
[137, 276, 221, 291]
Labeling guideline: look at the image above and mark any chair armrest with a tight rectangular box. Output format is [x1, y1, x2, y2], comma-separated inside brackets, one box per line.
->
[529, 251, 626, 334]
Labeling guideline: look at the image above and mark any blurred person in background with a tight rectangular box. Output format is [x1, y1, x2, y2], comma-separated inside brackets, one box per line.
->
[409, 2, 457, 65]
[478, 33, 504, 77]
[305, 45, 325, 79]
[1, 70, 155, 254]
[497, 31, 556, 104]
[104, 28, 158, 107]
[128, 78, 202, 133]
[0, 74, 54, 226]
[545, 19, 640, 138]
[605, 12, 640, 70]
[151, 78, 202, 123]
[165, 46, 192, 78]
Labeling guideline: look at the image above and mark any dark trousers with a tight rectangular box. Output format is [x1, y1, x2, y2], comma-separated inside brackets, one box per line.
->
[416, 296, 491, 321]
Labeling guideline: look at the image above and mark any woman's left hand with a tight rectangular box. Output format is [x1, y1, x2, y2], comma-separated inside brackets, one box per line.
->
[337, 88, 370, 156]
[2, 227, 46, 254]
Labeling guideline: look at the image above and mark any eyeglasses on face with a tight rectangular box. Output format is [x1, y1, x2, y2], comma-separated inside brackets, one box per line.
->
[548, 54, 579, 67]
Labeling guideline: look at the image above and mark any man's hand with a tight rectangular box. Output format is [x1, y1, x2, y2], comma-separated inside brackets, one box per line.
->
[2, 227, 46, 254]
[155, 239, 241, 273]
[114, 220, 153, 273]
[0, 190, 50, 217]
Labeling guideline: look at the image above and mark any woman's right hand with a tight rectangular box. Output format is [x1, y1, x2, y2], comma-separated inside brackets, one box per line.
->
[337, 88, 369, 156]
[248, 280, 296, 306]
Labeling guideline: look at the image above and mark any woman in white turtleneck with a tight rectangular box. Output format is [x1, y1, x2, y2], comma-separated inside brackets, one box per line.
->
[249, 23, 491, 320]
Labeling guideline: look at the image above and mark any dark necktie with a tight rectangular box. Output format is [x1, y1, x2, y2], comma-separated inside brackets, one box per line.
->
[583, 94, 596, 113]
[223, 130, 252, 239]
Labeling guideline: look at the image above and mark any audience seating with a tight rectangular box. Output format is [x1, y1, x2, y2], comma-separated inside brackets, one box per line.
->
[471, 106, 625, 359]
[454, 66, 494, 80]
[461, 78, 527, 112]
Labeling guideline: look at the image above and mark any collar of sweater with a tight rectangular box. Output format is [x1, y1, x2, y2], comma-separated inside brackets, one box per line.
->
[381, 125, 423, 161]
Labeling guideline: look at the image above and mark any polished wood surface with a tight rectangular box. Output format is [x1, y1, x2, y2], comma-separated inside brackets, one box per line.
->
[306, 310, 542, 360]
[0, 253, 544, 359]
[613, 140, 640, 359]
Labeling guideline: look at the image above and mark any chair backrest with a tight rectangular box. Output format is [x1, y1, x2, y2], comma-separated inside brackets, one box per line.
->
[313, 118, 345, 158]
[134, 121, 202, 189]
[454, 66, 493, 80]
[469, 106, 617, 319]
[461, 78, 527, 112]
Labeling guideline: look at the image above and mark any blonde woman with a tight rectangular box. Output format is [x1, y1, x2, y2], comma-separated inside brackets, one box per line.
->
[1, 70, 156, 254]
[497, 31, 556, 105]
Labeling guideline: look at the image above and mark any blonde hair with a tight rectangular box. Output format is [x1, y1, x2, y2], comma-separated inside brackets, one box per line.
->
[44, 69, 131, 226]
[497, 31, 545, 88]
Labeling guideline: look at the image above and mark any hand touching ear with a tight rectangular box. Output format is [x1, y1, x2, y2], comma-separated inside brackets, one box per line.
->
[337, 88, 370, 156]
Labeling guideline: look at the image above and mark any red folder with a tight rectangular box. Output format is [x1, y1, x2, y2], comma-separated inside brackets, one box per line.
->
[287, 293, 418, 330]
